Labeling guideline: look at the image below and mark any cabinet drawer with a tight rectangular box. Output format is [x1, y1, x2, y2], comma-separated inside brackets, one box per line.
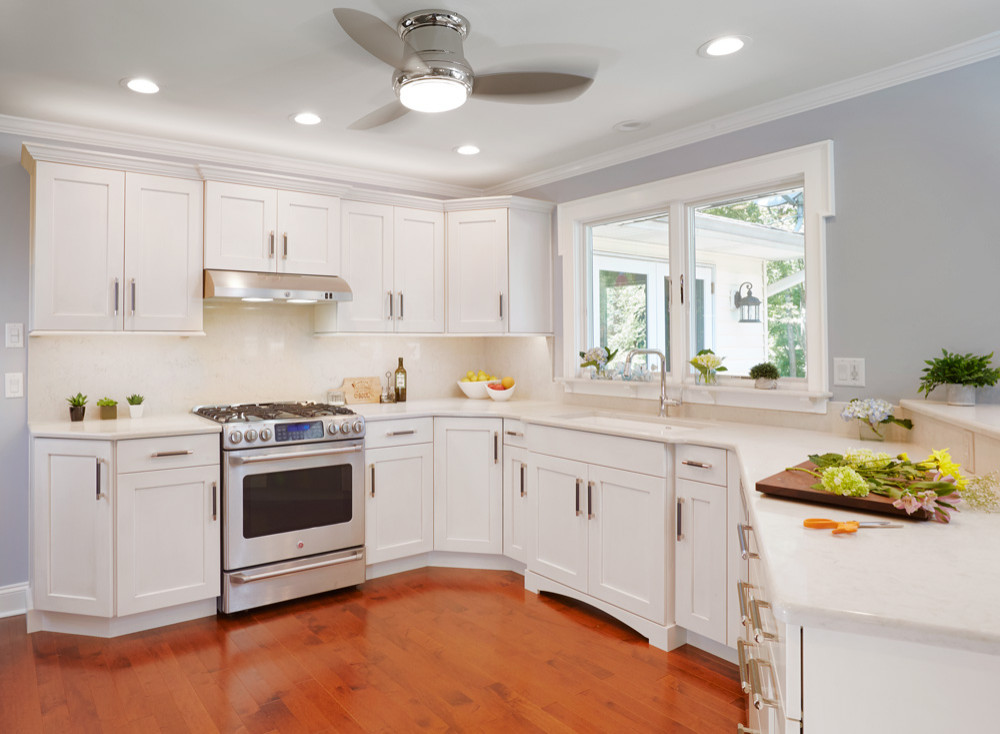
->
[676, 444, 727, 486]
[365, 417, 433, 448]
[502, 418, 526, 448]
[117, 434, 219, 474]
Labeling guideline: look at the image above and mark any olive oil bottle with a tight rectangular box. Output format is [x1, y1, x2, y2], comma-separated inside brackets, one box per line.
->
[394, 357, 407, 402]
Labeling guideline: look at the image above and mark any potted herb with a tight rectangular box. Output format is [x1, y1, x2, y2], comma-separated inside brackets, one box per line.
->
[126, 393, 145, 418]
[96, 397, 118, 420]
[918, 349, 1000, 406]
[749, 362, 780, 389]
[66, 392, 87, 422]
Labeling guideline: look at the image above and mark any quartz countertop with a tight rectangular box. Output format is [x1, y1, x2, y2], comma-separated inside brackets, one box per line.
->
[30, 413, 221, 439]
[901, 398, 1000, 441]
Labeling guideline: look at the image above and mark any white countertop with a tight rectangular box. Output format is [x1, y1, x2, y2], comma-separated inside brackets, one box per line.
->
[30, 413, 221, 439]
[901, 398, 1000, 441]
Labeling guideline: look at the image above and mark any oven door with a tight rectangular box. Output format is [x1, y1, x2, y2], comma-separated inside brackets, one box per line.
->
[223, 439, 364, 570]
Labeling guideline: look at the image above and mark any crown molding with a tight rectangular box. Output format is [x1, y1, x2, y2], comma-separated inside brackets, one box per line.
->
[0, 113, 483, 199]
[22, 142, 203, 179]
[196, 164, 352, 198]
[443, 195, 555, 213]
[487, 30, 1000, 196]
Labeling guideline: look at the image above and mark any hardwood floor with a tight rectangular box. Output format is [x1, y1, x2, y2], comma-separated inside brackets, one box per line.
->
[0, 568, 747, 733]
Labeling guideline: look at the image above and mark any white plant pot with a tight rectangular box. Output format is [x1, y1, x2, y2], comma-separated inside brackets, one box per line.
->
[754, 378, 777, 390]
[946, 384, 975, 406]
[128, 404, 144, 418]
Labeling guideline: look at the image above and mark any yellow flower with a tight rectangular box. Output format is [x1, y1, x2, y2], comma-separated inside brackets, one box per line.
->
[897, 452, 909, 461]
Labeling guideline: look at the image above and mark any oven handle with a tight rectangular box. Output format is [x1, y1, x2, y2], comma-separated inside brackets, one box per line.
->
[234, 445, 363, 464]
[229, 550, 364, 584]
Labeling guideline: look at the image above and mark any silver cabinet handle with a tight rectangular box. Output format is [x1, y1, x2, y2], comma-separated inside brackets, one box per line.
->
[748, 598, 776, 643]
[682, 460, 712, 469]
[520, 462, 526, 498]
[677, 497, 684, 541]
[237, 445, 362, 464]
[398, 291, 403, 320]
[680, 273, 684, 304]
[387, 290, 394, 320]
[748, 658, 778, 711]
[505, 430, 524, 438]
[493, 432, 499, 464]
[587, 480, 595, 519]
[499, 292, 504, 319]
[211, 481, 217, 521]
[130, 278, 136, 315]
[283, 232, 288, 259]
[231, 550, 364, 584]
[113, 278, 120, 316]
[151, 449, 194, 458]
[737, 581, 752, 627]
[575, 479, 582, 516]
[95, 458, 104, 500]
[737, 522, 759, 560]
[269, 230, 275, 257]
[370, 464, 375, 498]
[736, 639, 752, 694]
[385, 429, 415, 437]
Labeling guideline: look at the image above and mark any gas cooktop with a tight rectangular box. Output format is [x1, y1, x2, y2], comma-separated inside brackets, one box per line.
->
[194, 402, 355, 424]
[193, 402, 364, 449]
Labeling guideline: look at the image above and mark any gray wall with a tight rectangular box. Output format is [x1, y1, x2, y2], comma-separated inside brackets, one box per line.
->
[521, 56, 1000, 404]
[0, 134, 30, 588]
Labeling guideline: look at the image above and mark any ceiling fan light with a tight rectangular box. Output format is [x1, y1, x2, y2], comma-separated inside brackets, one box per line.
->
[399, 77, 469, 113]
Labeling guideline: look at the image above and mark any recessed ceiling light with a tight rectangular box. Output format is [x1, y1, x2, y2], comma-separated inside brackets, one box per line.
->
[455, 144, 480, 156]
[698, 35, 751, 58]
[613, 120, 649, 133]
[292, 112, 322, 125]
[123, 78, 159, 94]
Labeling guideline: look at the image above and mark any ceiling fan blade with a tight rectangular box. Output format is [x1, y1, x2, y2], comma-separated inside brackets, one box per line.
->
[332, 8, 409, 69]
[472, 72, 593, 104]
[348, 101, 410, 130]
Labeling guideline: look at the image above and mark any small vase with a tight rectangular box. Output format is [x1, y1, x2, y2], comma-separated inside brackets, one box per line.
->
[99, 405, 117, 420]
[69, 406, 85, 422]
[858, 421, 885, 441]
[128, 404, 144, 418]
[946, 384, 975, 406]
[696, 371, 718, 386]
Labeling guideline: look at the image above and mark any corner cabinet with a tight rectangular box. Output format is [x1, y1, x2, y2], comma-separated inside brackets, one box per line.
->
[204, 181, 341, 276]
[25, 159, 203, 333]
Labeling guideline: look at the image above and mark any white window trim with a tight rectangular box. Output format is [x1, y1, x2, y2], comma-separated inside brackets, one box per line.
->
[556, 141, 835, 413]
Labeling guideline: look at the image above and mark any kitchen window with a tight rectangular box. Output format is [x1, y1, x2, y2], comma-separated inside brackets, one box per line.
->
[557, 142, 834, 412]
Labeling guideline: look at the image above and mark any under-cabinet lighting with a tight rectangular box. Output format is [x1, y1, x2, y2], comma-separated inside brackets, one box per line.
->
[241, 297, 274, 303]
[286, 299, 318, 304]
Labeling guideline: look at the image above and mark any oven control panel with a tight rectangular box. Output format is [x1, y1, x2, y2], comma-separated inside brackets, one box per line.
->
[275, 421, 324, 443]
[223, 416, 366, 449]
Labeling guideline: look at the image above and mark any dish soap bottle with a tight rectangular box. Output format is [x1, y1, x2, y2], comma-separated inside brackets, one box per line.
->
[394, 357, 407, 402]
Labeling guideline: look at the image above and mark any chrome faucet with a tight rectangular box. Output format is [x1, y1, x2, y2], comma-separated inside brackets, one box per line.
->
[623, 349, 679, 417]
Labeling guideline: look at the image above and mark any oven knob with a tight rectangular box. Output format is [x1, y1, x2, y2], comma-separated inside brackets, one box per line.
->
[259, 428, 272, 442]
[352, 419, 364, 433]
[339, 422, 351, 435]
[244, 429, 258, 443]
[229, 430, 243, 444]
[328, 423, 338, 435]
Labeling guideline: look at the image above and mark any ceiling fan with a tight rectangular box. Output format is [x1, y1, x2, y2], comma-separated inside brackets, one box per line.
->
[333, 8, 594, 129]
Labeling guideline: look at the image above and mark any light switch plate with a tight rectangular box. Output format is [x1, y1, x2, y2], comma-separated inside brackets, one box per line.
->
[5, 323, 24, 348]
[4, 372, 24, 398]
[833, 358, 866, 387]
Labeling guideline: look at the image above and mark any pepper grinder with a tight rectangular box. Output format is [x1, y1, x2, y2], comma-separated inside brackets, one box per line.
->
[380, 371, 396, 403]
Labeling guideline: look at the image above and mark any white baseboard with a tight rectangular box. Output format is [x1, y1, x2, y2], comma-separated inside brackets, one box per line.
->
[367, 551, 524, 580]
[0, 583, 29, 618]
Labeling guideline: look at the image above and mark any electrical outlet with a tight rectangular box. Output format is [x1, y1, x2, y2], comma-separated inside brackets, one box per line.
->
[4, 372, 24, 398]
[5, 323, 24, 348]
[833, 358, 866, 387]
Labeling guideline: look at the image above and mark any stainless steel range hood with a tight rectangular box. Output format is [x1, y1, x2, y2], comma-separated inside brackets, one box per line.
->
[203, 269, 352, 303]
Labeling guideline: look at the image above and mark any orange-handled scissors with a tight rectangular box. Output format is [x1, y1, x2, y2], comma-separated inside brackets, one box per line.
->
[804, 518, 902, 534]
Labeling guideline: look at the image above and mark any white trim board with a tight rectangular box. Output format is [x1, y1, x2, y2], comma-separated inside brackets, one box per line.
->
[0, 583, 29, 619]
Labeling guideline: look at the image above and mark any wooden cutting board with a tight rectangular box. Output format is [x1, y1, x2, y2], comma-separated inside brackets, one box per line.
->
[756, 461, 930, 520]
[338, 376, 381, 404]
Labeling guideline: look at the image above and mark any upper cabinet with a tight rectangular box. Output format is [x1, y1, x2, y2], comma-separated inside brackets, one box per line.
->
[27, 159, 203, 333]
[333, 202, 444, 333]
[204, 181, 340, 276]
[445, 199, 553, 335]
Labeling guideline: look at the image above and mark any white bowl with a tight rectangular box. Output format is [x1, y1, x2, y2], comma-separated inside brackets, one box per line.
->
[486, 382, 516, 401]
[457, 380, 490, 399]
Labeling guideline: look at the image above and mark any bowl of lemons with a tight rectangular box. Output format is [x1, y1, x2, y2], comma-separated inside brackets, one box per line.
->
[486, 377, 516, 401]
[457, 369, 495, 399]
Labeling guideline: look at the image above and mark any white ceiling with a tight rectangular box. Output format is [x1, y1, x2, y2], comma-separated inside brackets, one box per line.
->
[2, 0, 999, 193]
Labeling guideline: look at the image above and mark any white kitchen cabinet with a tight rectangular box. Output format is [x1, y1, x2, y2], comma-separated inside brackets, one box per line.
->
[334, 202, 444, 333]
[433, 417, 503, 553]
[502, 443, 529, 564]
[32, 439, 114, 616]
[675, 477, 727, 642]
[446, 208, 509, 334]
[204, 181, 340, 276]
[27, 162, 203, 333]
[366, 442, 434, 564]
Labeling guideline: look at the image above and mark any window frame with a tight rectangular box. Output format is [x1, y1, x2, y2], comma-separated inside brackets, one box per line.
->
[556, 141, 834, 413]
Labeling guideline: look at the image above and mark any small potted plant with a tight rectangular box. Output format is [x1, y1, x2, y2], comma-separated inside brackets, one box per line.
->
[749, 362, 780, 389]
[96, 397, 118, 420]
[126, 393, 145, 418]
[66, 392, 87, 422]
[918, 349, 1000, 406]
[690, 349, 727, 385]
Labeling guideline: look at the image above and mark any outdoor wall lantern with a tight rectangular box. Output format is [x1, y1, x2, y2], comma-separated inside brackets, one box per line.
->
[734, 282, 762, 323]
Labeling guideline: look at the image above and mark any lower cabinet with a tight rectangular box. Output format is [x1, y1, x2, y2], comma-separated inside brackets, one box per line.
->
[675, 476, 727, 641]
[433, 417, 503, 554]
[502, 442, 528, 563]
[366, 442, 434, 564]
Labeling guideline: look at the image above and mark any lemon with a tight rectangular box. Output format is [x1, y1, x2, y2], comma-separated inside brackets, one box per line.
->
[460, 377, 470, 383]
[466, 370, 475, 380]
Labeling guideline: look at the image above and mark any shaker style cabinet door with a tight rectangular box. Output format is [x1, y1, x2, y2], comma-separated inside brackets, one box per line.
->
[32, 439, 114, 616]
[527, 452, 590, 593]
[365, 443, 434, 564]
[204, 181, 277, 272]
[338, 201, 394, 332]
[393, 207, 445, 333]
[31, 162, 125, 331]
[446, 208, 508, 333]
[124, 173, 204, 332]
[502, 445, 529, 563]
[276, 190, 341, 276]
[674, 477, 727, 642]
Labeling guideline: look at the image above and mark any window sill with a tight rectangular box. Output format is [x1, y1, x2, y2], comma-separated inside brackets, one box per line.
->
[560, 378, 830, 414]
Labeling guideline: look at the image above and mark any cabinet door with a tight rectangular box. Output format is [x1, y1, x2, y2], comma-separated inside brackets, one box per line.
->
[674, 477, 727, 640]
[528, 453, 589, 592]
[277, 190, 341, 276]
[116, 465, 221, 616]
[507, 206, 553, 334]
[366, 443, 434, 564]
[433, 418, 503, 553]
[31, 162, 125, 331]
[32, 439, 114, 616]
[394, 207, 445, 333]
[588, 465, 666, 624]
[338, 201, 394, 332]
[124, 173, 204, 332]
[204, 181, 277, 272]
[446, 208, 508, 333]
[502, 445, 529, 563]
